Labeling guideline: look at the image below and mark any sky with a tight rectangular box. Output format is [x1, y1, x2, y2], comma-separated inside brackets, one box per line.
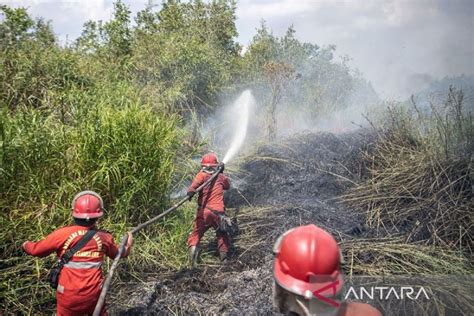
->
[1, 0, 473, 99]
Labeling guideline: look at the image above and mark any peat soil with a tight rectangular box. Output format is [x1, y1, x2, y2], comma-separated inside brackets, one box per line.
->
[113, 131, 373, 315]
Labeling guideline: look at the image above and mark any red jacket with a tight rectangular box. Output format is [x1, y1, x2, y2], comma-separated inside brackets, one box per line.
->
[23, 225, 130, 298]
[339, 302, 382, 316]
[188, 171, 230, 211]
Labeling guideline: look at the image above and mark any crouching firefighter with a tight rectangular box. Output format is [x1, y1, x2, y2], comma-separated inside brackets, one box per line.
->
[22, 191, 133, 316]
[273, 224, 382, 316]
[187, 153, 232, 266]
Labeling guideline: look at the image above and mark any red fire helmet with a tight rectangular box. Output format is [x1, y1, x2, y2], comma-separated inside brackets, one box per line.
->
[71, 191, 104, 219]
[201, 153, 218, 167]
[273, 224, 343, 298]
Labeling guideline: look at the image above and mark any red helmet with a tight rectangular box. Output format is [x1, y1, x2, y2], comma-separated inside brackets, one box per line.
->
[201, 153, 218, 167]
[273, 224, 343, 299]
[71, 191, 104, 219]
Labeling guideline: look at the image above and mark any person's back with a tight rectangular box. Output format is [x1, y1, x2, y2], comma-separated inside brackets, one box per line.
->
[22, 191, 133, 315]
[24, 225, 124, 295]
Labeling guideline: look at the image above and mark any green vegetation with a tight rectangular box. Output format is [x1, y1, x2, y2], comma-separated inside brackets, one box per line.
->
[0, 99, 183, 311]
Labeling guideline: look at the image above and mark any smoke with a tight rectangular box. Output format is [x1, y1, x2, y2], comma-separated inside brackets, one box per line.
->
[202, 54, 385, 162]
[270, 67, 379, 137]
[276, 104, 368, 136]
[237, 0, 474, 100]
[203, 80, 378, 164]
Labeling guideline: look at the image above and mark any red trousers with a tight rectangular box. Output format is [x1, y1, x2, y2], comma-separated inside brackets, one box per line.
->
[187, 208, 230, 252]
[56, 292, 107, 316]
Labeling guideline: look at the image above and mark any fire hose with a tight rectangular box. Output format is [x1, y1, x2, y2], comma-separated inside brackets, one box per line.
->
[92, 165, 223, 316]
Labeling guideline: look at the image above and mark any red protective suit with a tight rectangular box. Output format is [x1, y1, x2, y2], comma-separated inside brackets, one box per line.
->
[339, 302, 382, 316]
[23, 225, 131, 316]
[187, 170, 231, 252]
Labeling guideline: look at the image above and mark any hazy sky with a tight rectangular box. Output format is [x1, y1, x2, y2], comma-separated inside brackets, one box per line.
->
[2, 0, 473, 99]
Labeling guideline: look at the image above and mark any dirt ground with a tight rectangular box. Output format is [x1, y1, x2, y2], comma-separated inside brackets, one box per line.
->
[113, 131, 374, 315]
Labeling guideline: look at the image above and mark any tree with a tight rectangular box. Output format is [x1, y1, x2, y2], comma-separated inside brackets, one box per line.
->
[263, 61, 294, 140]
[0, 6, 75, 109]
[241, 22, 377, 138]
[242, 22, 296, 140]
[131, 0, 239, 114]
[75, 20, 103, 54]
[103, 0, 132, 58]
[0, 5, 34, 48]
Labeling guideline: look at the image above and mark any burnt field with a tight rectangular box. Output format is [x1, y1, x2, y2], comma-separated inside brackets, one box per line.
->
[111, 131, 472, 316]
[111, 132, 376, 315]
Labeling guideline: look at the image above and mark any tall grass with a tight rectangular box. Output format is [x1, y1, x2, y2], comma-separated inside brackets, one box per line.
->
[0, 82, 193, 313]
[344, 87, 473, 255]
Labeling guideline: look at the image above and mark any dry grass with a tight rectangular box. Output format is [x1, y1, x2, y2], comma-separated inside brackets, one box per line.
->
[341, 237, 470, 276]
[341, 238, 473, 316]
[338, 88, 473, 315]
[344, 87, 473, 254]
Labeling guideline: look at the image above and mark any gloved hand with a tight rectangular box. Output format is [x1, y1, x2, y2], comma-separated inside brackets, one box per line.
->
[123, 232, 134, 257]
[218, 162, 225, 173]
[22, 241, 30, 253]
[187, 191, 195, 201]
[127, 232, 133, 246]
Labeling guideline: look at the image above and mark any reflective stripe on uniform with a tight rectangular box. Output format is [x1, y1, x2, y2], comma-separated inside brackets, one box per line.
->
[64, 261, 102, 269]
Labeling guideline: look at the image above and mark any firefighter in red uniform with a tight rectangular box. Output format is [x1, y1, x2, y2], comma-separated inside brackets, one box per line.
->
[187, 153, 230, 265]
[273, 224, 382, 316]
[22, 191, 133, 316]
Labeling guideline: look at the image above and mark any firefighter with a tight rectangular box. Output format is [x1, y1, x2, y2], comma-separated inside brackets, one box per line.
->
[273, 224, 382, 316]
[22, 191, 133, 316]
[187, 153, 231, 265]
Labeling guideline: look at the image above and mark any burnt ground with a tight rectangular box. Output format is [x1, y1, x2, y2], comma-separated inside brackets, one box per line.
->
[113, 131, 374, 315]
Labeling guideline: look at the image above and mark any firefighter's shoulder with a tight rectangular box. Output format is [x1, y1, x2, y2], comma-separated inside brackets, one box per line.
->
[339, 302, 382, 316]
[96, 229, 113, 235]
[48, 224, 82, 235]
[94, 230, 117, 245]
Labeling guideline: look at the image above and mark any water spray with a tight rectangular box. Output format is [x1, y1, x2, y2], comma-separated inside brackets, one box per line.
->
[222, 89, 254, 164]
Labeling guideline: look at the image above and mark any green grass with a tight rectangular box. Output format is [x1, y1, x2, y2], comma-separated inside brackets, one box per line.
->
[0, 85, 197, 313]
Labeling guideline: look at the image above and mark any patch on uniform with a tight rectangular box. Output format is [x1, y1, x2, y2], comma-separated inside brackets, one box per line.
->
[57, 284, 64, 293]
[62, 230, 103, 257]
